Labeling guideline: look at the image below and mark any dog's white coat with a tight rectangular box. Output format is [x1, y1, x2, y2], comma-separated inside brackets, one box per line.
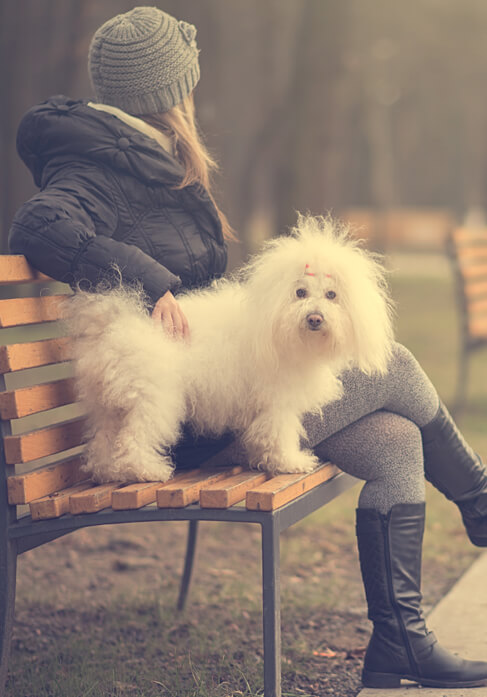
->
[66, 216, 394, 482]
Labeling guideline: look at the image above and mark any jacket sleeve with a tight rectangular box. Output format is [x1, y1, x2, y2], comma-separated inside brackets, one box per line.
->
[8, 165, 182, 304]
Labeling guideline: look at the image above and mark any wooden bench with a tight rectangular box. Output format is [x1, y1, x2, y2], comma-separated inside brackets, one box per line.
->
[448, 228, 487, 411]
[341, 207, 454, 252]
[0, 255, 358, 697]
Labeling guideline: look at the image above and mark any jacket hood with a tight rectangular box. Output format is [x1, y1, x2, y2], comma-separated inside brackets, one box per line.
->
[17, 95, 186, 188]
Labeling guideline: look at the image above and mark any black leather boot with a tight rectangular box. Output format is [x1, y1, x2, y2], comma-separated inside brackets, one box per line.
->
[356, 502, 487, 688]
[421, 401, 487, 546]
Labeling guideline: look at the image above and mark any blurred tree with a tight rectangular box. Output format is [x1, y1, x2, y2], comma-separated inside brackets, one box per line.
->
[0, 0, 94, 244]
[3, 0, 487, 255]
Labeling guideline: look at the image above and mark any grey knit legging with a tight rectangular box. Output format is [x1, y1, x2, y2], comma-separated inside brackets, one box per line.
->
[304, 342, 440, 514]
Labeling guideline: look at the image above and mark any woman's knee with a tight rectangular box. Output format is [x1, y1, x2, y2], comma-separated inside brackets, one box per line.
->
[390, 342, 419, 371]
[360, 411, 423, 464]
[315, 411, 426, 511]
[317, 410, 424, 476]
[385, 343, 439, 424]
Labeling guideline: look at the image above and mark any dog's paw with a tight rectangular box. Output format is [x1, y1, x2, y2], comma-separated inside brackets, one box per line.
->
[85, 446, 175, 483]
[267, 450, 320, 475]
[135, 458, 175, 482]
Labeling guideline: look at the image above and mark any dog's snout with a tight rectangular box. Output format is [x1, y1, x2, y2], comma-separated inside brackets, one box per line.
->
[306, 313, 324, 330]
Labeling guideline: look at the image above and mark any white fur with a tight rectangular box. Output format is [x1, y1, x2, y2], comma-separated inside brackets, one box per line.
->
[65, 215, 394, 483]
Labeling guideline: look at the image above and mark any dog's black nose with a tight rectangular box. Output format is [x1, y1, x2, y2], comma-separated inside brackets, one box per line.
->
[306, 313, 324, 329]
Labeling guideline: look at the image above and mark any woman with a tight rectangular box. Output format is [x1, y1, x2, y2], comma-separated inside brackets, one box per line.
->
[9, 6, 487, 689]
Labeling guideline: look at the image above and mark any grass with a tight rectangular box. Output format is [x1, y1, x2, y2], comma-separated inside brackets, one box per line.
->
[6, 253, 487, 697]
[10, 601, 266, 697]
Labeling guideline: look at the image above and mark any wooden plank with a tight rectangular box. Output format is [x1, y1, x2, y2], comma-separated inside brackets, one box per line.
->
[112, 481, 168, 510]
[470, 317, 487, 338]
[199, 470, 268, 509]
[3, 417, 86, 464]
[0, 296, 66, 328]
[156, 466, 242, 508]
[464, 280, 487, 299]
[453, 228, 487, 244]
[0, 337, 72, 373]
[30, 481, 94, 520]
[7, 456, 84, 504]
[246, 463, 340, 511]
[460, 263, 487, 280]
[70, 482, 123, 514]
[0, 378, 76, 419]
[113, 470, 212, 510]
[457, 247, 487, 261]
[0, 255, 53, 285]
[468, 297, 487, 315]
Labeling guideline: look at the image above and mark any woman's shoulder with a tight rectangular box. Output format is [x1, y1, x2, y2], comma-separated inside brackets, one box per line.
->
[17, 96, 103, 187]
[17, 95, 87, 142]
[17, 95, 184, 190]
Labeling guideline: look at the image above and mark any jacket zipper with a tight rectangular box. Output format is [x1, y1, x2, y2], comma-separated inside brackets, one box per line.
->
[381, 514, 419, 676]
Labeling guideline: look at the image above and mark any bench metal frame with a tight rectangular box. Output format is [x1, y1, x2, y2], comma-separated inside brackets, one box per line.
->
[0, 417, 358, 697]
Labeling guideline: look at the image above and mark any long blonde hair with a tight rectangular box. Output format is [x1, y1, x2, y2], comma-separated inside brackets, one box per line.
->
[140, 94, 235, 241]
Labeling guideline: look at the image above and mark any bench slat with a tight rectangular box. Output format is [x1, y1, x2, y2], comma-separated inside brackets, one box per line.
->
[7, 456, 85, 504]
[453, 228, 487, 244]
[246, 463, 339, 511]
[468, 297, 487, 315]
[156, 466, 242, 508]
[111, 481, 169, 510]
[30, 481, 94, 520]
[3, 417, 86, 464]
[199, 470, 268, 508]
[0, 296, 66, 327]
[470, 317, 487, 338]
[0, 378, 76, 419]
[112, 468, 238, 510]
[457, 247, 487, 261]
[460, 263, 487, 280]
[0, 256, 53, 285]
[464, 280, 487, 299]
[70, 482, 123, 515]
[0, 338, 72, 373]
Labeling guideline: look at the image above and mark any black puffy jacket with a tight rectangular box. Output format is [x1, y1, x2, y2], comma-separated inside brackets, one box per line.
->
[9, 95, 228, 302]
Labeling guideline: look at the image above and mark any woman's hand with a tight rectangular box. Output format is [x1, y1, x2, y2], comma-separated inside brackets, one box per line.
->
[151, 290, 190, 341]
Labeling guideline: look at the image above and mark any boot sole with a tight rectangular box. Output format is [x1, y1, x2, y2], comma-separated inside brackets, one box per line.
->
[363, 669, 487, 688]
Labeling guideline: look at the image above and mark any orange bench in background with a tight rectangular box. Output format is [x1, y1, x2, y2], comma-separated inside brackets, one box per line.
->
[448, 228, 487, 412]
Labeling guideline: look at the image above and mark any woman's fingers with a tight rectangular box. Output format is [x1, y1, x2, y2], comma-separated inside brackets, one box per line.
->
[151, 291, 190, 341]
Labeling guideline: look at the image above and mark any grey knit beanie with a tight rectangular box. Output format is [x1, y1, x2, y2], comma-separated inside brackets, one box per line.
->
[88, 6, 200, 115]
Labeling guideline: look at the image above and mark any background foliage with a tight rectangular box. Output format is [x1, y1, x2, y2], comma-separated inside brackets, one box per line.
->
[2, 0, 487, 260]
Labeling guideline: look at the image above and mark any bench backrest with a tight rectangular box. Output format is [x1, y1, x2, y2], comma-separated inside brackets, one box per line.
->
[449, 228, 487, 347]
[0, 256, 86, 520]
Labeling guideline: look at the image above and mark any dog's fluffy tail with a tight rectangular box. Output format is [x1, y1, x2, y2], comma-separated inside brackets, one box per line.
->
[63, 286, 187, 482]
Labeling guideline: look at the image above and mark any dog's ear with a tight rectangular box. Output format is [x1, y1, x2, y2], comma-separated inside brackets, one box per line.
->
[339, 247, 395, 375]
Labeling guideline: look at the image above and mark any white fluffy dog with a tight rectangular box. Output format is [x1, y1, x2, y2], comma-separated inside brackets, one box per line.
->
[66, 215, 394, 483]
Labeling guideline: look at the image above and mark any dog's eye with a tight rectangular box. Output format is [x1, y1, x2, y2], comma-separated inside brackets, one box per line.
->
[325, 290, 337, 300]
[296, 288, 308, 299]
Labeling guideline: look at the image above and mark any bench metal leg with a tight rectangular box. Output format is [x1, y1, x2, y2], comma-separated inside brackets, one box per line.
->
[0, 538, 17, 695]
[177, 520, 199, 612]
[261, 518, 281, 697]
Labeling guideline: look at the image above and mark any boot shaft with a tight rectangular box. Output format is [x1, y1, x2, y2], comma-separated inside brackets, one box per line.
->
[356, 494, 487, 688]
[356, 503, 431, 677]
[356, 503, 426, 635]
[421, 401, 486, 504]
